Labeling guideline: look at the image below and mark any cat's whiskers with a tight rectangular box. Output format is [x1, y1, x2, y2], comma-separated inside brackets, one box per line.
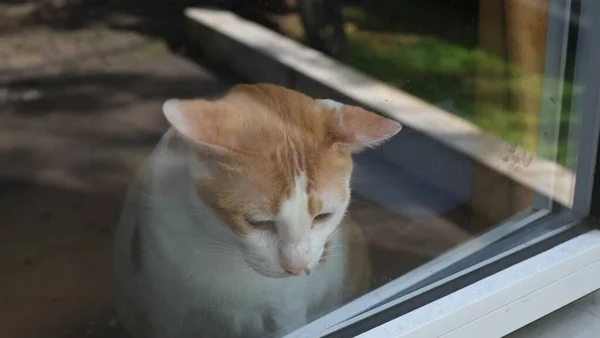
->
[319, 253, 343, 260]
[322, 244, 342, 253]
[189, 241, 244, 258]
[194, 245, 242, 255]
[188, 237, 240, 248]
[190, 251, 239, 258]
[230, 260, 270, 275]
[326, 222, 348, 243]
[349, 197, 372, 207]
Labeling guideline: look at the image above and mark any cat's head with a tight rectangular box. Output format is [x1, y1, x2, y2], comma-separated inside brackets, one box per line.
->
[162, 83, 401, 278]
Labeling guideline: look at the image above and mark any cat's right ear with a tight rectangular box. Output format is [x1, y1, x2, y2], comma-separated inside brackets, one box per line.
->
[318, 99, 402, 153]
[162, 98, 235, 156]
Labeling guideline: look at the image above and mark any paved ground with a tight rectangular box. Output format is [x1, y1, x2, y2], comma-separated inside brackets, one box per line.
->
[0, 2, 232, 337]
[0, 2, 471, 338]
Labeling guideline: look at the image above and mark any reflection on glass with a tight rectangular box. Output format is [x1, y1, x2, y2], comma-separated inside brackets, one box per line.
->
[0, 1, 585, 338]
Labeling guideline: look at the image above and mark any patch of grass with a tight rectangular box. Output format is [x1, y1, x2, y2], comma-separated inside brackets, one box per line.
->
[338, 3, 575, 166]
[342, 24, 523, 142]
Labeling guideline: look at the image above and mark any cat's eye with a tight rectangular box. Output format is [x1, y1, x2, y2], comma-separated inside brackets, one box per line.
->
[314, 212, 333, 222]
[244, 217, 276, 230]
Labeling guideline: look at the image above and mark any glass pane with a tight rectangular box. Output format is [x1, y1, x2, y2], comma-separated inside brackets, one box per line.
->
[0, 0, 588, 338]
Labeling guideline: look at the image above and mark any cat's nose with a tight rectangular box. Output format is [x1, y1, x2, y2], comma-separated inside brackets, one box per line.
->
[278, 240, 309, 275]
[281, 262, 308, 276]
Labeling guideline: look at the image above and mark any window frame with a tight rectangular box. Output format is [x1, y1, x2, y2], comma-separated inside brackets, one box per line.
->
[285, 0, 600, 337]
[354, 226, 600, 338]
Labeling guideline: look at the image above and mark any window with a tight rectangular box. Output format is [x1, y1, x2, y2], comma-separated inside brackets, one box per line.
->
[1, 1, 599, 338]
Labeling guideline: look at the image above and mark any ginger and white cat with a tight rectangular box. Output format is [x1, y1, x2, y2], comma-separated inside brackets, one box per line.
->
[114, 84, 402, 338]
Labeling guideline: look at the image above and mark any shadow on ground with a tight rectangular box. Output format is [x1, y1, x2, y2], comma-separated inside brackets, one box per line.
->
[0, 5, 232, 334]
[2, 0, 189, 49]
[0, 0, 295, 51]
[6, 71, 229, 116]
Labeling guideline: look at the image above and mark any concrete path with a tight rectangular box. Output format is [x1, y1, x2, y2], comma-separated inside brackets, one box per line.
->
[0, 3, 231, 337]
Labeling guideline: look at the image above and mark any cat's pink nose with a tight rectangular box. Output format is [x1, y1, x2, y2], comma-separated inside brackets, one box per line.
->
[281, 262, 308, 276]
[278, 241, 309, 275]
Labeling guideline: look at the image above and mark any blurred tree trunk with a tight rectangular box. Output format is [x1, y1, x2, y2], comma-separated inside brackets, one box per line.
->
[505, 0, 549, 151]
[470, 0, 549, 232]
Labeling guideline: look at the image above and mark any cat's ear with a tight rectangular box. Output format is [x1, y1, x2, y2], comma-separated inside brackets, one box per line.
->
[162, 98, 238, 155]
[318, 99, 402, 153]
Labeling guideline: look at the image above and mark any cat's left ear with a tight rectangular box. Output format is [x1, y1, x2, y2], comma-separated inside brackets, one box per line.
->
[318, 99, 402, 153]
[162, 98, 239, 156]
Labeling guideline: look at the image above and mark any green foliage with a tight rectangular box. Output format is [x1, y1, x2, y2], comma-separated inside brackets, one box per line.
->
[339, 4, 575, 166]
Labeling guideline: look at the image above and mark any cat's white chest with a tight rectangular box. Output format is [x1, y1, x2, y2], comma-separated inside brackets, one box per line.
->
[136, 210, 347, 338]
[186, 243, 345, 337]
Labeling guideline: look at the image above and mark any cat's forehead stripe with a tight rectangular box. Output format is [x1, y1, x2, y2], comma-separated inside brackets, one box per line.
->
[277, 172, 313, 239]
[267, 142, 351, 215]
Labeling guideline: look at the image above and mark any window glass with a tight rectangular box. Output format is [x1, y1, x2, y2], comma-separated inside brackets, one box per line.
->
[0, 1, 587, 338]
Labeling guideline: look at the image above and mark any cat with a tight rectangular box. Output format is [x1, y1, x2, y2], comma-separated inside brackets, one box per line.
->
[114, 83, 402, 338]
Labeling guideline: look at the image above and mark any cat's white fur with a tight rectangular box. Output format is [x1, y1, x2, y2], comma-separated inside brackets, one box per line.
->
[114, 129, 352, 338]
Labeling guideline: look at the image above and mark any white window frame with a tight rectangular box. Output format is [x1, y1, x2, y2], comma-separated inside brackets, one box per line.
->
[357, 228, 600, 338]
[285, 0, 600, 337]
